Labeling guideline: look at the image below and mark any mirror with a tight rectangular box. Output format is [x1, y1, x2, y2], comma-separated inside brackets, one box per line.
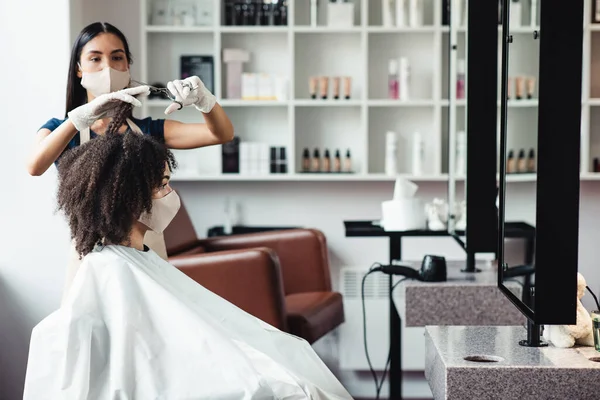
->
[499, 0, 541, 309]
[498, 0, 583, 329]
[446, 0, 468, 238]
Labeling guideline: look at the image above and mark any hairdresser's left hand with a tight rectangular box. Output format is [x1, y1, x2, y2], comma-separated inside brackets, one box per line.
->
[164, 76, 217, 115]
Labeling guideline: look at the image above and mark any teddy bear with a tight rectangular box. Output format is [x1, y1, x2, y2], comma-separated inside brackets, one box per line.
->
[543, 272, 595, 348]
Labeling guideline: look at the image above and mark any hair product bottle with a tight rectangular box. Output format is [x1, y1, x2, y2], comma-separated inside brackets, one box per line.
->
[388, 60, 399, 99]
[385, 131, 398, 176]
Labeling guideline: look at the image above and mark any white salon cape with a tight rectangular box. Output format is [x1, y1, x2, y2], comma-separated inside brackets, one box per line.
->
[23, 245, 353, 400]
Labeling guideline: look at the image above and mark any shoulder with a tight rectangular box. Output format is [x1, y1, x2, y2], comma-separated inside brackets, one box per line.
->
[132, 117, 165, 142]
[39, 117, 67, 132]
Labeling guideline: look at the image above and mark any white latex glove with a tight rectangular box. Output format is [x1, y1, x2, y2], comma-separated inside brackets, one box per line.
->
[164, 76, 216, 115]
[67, 86, 150, 131]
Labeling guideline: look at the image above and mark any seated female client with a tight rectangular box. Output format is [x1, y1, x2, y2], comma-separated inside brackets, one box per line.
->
[23, 123, 352, 399]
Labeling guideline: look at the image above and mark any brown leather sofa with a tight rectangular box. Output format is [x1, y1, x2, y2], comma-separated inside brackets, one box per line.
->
[164, 201, 345, 344]
[169, 247, 287, 330]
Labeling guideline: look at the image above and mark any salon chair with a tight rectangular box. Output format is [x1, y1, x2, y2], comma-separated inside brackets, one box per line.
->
[169, 247, 287, 330]
[164, 200, 345, 344]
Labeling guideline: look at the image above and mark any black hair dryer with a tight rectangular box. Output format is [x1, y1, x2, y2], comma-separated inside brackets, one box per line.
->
[374, 254, 447, 282]
[419, 255, 447, 282]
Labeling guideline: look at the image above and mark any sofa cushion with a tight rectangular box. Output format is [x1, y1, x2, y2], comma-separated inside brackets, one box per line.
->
[285, 292, 344, 344]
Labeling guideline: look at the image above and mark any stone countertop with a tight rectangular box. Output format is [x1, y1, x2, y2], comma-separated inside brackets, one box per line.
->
[399, 261, 525, 327]
[425, 325, 600, 400]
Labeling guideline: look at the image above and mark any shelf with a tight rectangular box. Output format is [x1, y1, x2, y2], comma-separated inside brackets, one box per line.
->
[368, 99, 436, 107]
[293, 26, 361, 33]
[441, 100, 538, 107]
[294, 99, 361, 107]
[170, 173, 450, 182]
[220, 26, 288, 33]
[220, 100, 289, 107]
[146, 25, 214, 33]
[589, 24, 600, 31]
[367, 26, 438, 33]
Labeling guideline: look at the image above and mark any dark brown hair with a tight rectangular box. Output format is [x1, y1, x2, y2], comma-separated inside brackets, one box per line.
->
[65, 22, 133, 118]
[56, 109, 176, 257]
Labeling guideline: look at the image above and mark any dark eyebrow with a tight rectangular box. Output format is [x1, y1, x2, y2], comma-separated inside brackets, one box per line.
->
[86, 49, 125, 55]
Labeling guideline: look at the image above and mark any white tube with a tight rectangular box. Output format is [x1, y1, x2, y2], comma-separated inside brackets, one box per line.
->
[454, 0, 463, 27]
[399, 57, 410, 101]
[385, 131, 398, 176]
[530, 0, 538, 27]
[456, 130, 466, 176]
[382, 0, 394, 27]
[311, 0, 318, 27]
[409, 0, 423, 27]
[411, 132, 424, 175]
[510, 0, 522, 28]
[396, 0, 406, 27]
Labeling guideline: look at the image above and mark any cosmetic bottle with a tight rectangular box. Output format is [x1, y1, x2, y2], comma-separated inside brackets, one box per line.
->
[399, 57, 410, 101]
[594, 158, 600, 172]
[515, 76, 524, 100]
[442, 0, 450, 26]
[454, 0, 463, 27]
[456, 59, 466, 100]
[411, 132, 424, 176]
[309, 77, 318, 99]
[322, 149, 331, 172]
[409, 0, 423, 27]
[507, 150, 515, 173]
[344, 149, 352, 172]
[270, 147, 278, 173]
[382, 0, 394, 27]
[333, 77, 340, 99]
[527, 148, 536, 173]
[595, 0, 600, 23]
[343, 77, 352, 99]
[456, 130, 466, 176]
[323, 149, 331, 172]
[396, 0, 406, 27]
[278, 147, 287, 173]
[388, 60, 399, 99]
[320, 76, 329, 99]
[517, 149, 527, 173]
[510, 0, 522, 28]
[311, 0, 318, 27]
[526, 77, 536, 99]
[530, 0, 538, 26]
[312, 148, 320, 172]
[302, 148, 310, 172]
[334, 149, 342, 172]
[385, 131, 398, 176]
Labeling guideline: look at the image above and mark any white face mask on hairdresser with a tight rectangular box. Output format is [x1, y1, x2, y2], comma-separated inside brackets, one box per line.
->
[138, 190, 181, 234]
[78, 63, 131, 97]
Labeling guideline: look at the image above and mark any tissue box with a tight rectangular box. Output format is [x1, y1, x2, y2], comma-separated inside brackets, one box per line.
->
[381, 199, 426, 231]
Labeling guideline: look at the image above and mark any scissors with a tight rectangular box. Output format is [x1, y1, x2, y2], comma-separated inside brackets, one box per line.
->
[131, 79, 198, 111]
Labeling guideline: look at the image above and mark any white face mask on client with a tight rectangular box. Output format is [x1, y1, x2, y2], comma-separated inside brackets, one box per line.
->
[79, 64, 131, 97]
[138, 190, 181, 234]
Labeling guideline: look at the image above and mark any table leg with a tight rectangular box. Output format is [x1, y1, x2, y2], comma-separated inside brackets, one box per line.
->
[389, 237, 402, 399]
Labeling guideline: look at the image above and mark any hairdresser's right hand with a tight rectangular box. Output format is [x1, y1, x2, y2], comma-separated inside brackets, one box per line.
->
[67, 86, 150, 131]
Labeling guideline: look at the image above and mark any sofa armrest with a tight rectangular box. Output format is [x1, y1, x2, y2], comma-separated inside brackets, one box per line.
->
[169, 247, 287, 331]
[197, 229, 332, 295]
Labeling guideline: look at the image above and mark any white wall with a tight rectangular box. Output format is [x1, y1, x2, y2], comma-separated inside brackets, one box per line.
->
[0, 1, 72, 399]
[1, 2, 599, 400]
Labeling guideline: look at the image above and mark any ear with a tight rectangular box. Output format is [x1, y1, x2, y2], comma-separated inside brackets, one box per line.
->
[76, 63, 82, 79]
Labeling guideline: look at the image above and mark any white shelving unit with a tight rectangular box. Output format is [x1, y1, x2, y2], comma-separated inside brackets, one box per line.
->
[138, 0, 600, 182]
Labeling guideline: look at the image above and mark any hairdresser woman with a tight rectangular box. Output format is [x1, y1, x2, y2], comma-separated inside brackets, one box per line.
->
[26, 22, 233, 303]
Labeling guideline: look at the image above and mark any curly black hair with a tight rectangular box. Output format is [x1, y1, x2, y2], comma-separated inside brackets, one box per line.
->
[56, 104, 177, 257]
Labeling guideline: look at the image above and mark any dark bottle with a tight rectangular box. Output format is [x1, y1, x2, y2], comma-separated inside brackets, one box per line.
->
[302, 148, 310, 172]
[344, 149, 352, 173]
[517, 149, 527, 173]
[527, 149, 536, 173]
[506, 150, 515, 174]
[323, 149, 331, 172]
[334, 149, 341, 172]
[279, 147, 287, 173]
[312, 148, 320, 172]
